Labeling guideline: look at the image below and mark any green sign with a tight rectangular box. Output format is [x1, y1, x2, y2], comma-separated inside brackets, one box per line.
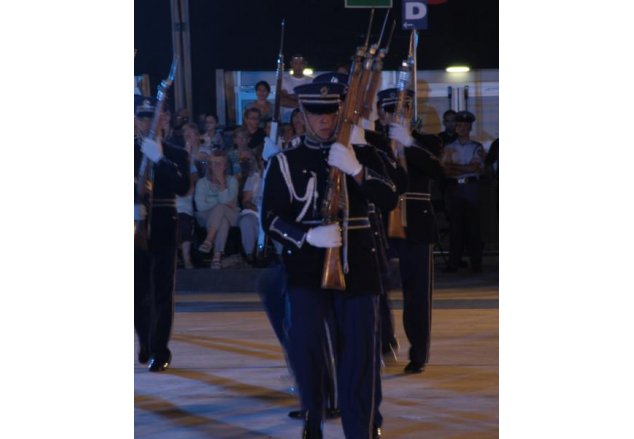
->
[345, 0, 392, 7]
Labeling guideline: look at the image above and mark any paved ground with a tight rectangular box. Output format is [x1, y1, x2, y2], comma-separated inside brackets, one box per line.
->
[135, 267, 498, 438]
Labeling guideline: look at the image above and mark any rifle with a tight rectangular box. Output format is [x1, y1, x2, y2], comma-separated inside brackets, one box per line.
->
[270, 19, 286, 144]
[320, 11, 375, 291]
[255, 19, 285, 264]
[134, 57, 178, 250]
[360, 17, 396, 121]
[387, 32, 417, 239]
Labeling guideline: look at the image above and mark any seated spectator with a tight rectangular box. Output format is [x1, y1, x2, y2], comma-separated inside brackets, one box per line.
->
[194, 149, 240, 269]
[262, 117, 273, 138]
[248, 80, 273, 125]
[229, 127, 251, 178]
[290, 107, 305, 136]
[237, 148, 262, 265]
[181, 122, 209, 178]
[176, 126, 200, 269]
[196, 113, 206, 132]
[201, 113, 224, 149]
[243, 107, 266, 150]
[281, 123, 294, 144]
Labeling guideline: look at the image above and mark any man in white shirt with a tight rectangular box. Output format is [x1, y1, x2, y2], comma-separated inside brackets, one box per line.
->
[278, 54, 313, 122]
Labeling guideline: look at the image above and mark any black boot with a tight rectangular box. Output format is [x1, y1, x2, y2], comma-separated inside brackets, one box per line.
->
[302, 421, 322, 439]
[138, 345, 149, 364]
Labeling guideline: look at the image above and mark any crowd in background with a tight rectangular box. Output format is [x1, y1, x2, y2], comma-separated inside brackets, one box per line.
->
[147, 70, 498, 272]
[155, 82, 308, 270]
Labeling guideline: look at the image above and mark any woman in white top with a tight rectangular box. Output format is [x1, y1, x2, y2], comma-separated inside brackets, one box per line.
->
[194, 149, 240, 269]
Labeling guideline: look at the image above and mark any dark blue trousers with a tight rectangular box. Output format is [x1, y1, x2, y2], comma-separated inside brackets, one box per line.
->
[257, 266, 339, 412]
[134, 246, 177, 362]
[287, 286, 381, 437]
[446, 182, 483, 269]
[393, 239, 433, 364]
[256, 264, 289, 348]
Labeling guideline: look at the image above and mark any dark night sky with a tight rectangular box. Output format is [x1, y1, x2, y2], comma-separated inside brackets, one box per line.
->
[134, 0, 498, 114]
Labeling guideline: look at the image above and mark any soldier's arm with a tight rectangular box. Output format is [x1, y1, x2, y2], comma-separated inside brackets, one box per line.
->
[159, 146, 191, 196]
[260, 155, 311, 249]
[352, 146, 399, 213]
[375, 148, 408, 194]
[407, 134, 445, 179]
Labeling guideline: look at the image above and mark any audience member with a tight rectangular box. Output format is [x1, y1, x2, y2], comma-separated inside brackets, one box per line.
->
[438, 110, 458, 147]
[441, 111, 485, 273]
[194, 149, 240, 269]
[201, 113, 224, 149]
[237, 148, 262, 265]
[281, 123, 294, 144]
[176, 125, 200, 269]
[279, 54, 312, 122]
[248, 80, 273, 124]
[229, 127, 251, 177]
[290, 108, 305, 136]
[243, 107, 266, 150]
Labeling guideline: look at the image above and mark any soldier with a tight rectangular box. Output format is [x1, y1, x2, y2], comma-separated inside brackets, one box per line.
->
[379, 88, 445, 374]
[352, 96, 409, 363]
[134, 96, 191, 372]
[261, 79, 397, 438]
[441, 110, 485, 273]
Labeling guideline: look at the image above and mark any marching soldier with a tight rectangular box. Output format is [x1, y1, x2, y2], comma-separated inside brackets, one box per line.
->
[379, 88, 445, 374]
[261, 78, 397, 438]
[355, 113, 409, 362]
[134, 96, 190, 372]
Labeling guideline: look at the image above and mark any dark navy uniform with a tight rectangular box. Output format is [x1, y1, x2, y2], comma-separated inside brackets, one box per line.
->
[394, 131, 444, 371]
[363, 128, 408, 356]
[134, 98, 190, 372]
[261, 81, 397, 438]
[378, 88, 445, 373]
[441, 111, 485, 272]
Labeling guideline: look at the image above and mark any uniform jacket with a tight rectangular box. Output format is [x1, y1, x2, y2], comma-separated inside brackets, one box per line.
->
[364, 128, 445, 244]
[135, 139, 191, 250]
[261, 135, 398, 294]
[401, 131, 445, 243]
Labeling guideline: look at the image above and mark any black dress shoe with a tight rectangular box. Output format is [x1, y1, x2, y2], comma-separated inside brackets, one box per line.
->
[148, 355, 171, 372]
[288, 409, 305, 419]
[138, 346, 149, 364]
[404, 361, 425, 374]
[302, 422, 323, 439]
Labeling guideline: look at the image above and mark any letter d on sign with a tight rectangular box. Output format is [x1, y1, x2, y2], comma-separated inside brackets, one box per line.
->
[406, 2, 427, 19]
[402, 0, 428, 30]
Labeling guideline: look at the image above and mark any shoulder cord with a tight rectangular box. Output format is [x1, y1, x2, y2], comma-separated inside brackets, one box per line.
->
[276, 153, 318, 222]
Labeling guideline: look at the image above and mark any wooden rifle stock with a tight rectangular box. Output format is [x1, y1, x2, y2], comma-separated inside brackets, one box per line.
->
[387, 44, 416, 239]
[320, 41, 371, 290]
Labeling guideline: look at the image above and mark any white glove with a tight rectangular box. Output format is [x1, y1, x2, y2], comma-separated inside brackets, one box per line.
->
[389, 122, 414, 147]
[134, 204, 147, 221]
[262, 136, 281, 160]
[306, 224, 342, 248]
[328, 142, 363, 176]
[141, 138, 164, 163]
[350, 124, 367, 146]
